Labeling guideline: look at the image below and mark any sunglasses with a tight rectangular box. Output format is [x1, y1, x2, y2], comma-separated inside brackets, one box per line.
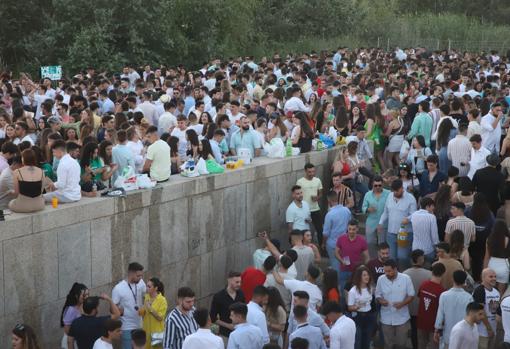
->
[14, 324, 25, 331]
[373, 184, 382, 187]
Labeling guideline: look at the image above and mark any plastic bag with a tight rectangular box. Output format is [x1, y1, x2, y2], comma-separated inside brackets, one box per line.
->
[319, 134, 335, 149]
[180, 159, 200, 177]
[113, 166, 138, 191]
[264, 138, 285, 158]
[136, 174, 156, 189]
[206, 159, 225, 173]
[291, 147, 301, 156]
[196, 158, 209, 175]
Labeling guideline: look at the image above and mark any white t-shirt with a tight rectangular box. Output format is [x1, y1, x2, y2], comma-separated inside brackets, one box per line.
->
[13, 135, 35, 146]
[285, 201, 311, 231]
[112, 279, 146, 331]
[158, 112, 177, 135]
[348, 286, 373, 313]
[170, 128, 188, 159]
[92, 338, 113, 349]
[500, 296, 510, 343]
[476, 287, 500, 337]
[283, 279, 322, 311]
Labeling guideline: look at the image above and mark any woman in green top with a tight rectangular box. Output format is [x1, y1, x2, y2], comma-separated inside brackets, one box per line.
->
[79, 142, 106, 193]
[365, 103, 386, 172]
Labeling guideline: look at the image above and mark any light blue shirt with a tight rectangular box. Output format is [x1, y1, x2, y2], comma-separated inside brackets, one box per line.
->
[375, 272, 415, 326]
[184, 96, 195, 116]
[322, 204, 351, 249]
[229, 129, 261, 159]
[362, 189, 390, 233]
[435, 287, 474, 344]
[112, 144, 135, 181]
[210, 139, 224, 164]
[100, 98, 115, 115]
[227, 323, 264, 349]
[288, 309, 330, 337]
[379, 192, 417, 235]
[289, 323, 327, 349]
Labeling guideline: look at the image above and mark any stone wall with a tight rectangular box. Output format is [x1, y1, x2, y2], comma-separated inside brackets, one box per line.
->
[0, 146, 338, 348]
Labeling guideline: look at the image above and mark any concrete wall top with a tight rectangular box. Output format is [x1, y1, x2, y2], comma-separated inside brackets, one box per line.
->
[1, 147, 337, 239]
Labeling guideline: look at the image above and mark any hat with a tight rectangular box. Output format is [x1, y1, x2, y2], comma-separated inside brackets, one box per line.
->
[159, 94, 171, 103]
[486, 153, 500, 167]
[47, 116, 62, 125]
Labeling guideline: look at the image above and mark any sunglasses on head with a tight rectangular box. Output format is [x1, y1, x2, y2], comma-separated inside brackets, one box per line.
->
[14, 324, 25, 331]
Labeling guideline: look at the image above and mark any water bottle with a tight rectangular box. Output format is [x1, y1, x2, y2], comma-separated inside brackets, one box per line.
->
[286, 138, 292, 157]
[92, 183, 97, 192]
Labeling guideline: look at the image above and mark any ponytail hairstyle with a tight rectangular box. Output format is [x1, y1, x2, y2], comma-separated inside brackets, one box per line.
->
[150, 277, 165, 296]
[60, 283, 88, 327]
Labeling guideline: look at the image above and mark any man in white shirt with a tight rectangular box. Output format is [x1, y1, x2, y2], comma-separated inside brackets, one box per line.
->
[170, 115, 189, 160]
[480, 103, 503, 153]
[158, 101, 177, 136]
[375, 259, 415, 349]
[322, 301, 356, 349]
[296, 163, 324, 245]
[44, 140, 81, 203]
[448, 302, 485, 349]
[286, 185, 311, 232]
[409, 197, 439, 262]
[246, 286, 270, 344]
[112, 262, 146, 349]
[227, 101, 245, 125]
[284, 87, 311, 114]
[447, 123, 472, 177]
[182, 308, 224, 349]
[92, 319, 122, 349]
[136, 91, 159, 126]
[273, 264, 323, 312]
[467, 134, 491, 179]
[13, 121, 35, 146]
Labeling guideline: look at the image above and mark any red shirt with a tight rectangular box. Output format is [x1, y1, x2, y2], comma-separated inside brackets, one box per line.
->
[241, 267, 266, 302]
[417, 280, 445, 332]
[336, 234, 367, 272]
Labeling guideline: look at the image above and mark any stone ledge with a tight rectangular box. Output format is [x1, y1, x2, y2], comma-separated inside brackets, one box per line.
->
[0, 147, 338, 238]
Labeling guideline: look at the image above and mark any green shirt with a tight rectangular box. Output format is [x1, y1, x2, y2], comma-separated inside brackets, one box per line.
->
[407, 112, 433, 147]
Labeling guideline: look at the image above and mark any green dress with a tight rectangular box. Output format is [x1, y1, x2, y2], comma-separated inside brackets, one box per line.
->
[365, 120, 383, 151]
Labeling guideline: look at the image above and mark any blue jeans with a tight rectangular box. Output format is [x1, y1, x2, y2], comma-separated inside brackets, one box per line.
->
[354, 181, 369, 211]
[327, 245, 340, 275]
[354, 312, 377, 349]
[386, 232, 413, 268]
[339, 270, 352, 294]
[121, 330, 132, 349]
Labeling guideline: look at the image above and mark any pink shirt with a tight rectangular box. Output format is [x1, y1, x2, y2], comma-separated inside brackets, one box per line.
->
[336, 234, 368, 272]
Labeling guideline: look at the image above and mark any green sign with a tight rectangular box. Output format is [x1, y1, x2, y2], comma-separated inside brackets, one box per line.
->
[40, 66, 62, 80]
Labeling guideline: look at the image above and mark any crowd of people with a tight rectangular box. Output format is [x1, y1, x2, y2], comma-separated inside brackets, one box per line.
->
[6, 45, 510, 349]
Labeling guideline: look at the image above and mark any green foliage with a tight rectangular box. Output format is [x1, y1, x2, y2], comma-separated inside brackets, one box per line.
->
[2, 0, 510, 76]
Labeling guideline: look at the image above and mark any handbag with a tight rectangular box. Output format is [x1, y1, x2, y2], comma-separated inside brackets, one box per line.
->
[151, 332, 165, 346]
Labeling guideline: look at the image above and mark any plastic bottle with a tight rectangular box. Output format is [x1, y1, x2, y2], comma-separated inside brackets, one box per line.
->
[285, 138, 292, 157]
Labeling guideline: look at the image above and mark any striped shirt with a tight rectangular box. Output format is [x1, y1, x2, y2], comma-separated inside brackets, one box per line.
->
[164, 307, 199, 349]
[330, 185, 354, 208]
[447, 135, 472, 177]
[410, 209, 439, 255]
[444, 215, 476, 247]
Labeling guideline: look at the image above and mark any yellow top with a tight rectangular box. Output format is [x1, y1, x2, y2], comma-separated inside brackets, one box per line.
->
[142, 292, 168, 348]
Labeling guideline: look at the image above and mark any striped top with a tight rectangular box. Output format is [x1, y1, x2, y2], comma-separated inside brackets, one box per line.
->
[444, 215, 476, 247]
[410, 209, 439, 255]
[447, 135, 471, 177]
[163, 307, 199, 349]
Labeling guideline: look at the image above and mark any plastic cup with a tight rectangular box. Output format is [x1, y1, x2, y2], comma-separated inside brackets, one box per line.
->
[51, 196, 59, 208]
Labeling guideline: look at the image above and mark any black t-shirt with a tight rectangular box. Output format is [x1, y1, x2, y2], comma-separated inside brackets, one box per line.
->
[68, 315, 110, 349]
[210, 288, 245, 337]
